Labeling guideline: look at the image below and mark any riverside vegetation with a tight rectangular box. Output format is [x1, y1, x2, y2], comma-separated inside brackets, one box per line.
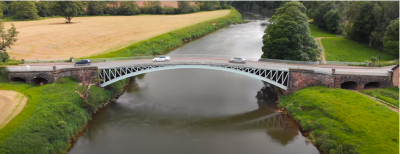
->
[0, 76, 128, 153]
[278, 86, 399, 154]
[360, 87, 399, 107]
[89, 8, 244, 58]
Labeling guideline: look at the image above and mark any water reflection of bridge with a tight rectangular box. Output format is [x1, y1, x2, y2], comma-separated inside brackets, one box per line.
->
[236, 112, 284, 129]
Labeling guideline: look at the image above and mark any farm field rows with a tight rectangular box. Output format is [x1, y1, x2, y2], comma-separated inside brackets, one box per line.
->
[0, 90, 27, 129]
[4, 10, 230, 60]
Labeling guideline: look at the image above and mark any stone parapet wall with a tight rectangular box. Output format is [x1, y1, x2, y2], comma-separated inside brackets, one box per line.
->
[393, 66, 399, 87]
[286, 69, 334, 94]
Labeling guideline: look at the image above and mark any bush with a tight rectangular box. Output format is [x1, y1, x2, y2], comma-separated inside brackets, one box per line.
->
[189, 5, 201, 13]
[0, 51, 9, 62]
[220, 4, 232, 9]
[163, 6, 175, 14]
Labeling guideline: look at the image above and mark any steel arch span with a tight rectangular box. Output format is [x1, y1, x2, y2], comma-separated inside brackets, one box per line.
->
[98, 64, 290, 90]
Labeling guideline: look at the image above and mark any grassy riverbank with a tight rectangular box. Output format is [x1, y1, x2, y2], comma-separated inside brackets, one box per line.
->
[360, 87, 399, 107]
[88, 8, 244, 58]
[309, 25, 337, 38]
[0, 77, 128, 153]
[278, 86, 399, 154]
[322, 37, 397, 62]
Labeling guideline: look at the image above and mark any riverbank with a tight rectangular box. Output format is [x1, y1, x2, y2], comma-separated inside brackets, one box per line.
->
[0, 77, 129, 153]
[88, 8, 245, 58]
[278, 86, 399, 154]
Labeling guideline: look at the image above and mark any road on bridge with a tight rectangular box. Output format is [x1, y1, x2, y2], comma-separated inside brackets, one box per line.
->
[6, 58, 393, 76]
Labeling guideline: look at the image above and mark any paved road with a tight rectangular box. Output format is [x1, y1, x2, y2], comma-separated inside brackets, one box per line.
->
[6, 58, 393, 76]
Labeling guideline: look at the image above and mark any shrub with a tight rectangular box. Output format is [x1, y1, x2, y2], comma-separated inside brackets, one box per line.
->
[163, 6, 175, 14]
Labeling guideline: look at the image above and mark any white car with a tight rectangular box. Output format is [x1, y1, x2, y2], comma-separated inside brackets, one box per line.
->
[229, 57, 246, 64]
[153, 56, 170, 62]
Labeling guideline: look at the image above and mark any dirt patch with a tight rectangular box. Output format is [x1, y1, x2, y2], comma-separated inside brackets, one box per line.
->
[4, 10, 230, 60]
[0, 90, 27, 129]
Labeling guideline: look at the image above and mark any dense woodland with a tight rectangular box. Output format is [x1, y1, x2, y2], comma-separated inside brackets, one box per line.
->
[256, 1, 399, 61]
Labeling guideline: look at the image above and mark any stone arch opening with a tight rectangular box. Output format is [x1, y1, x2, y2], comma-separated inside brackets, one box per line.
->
[10, 77, 26, 83]
[364, 82, 381, 89]
[31, 78, 49, 85]
[341, 81, 358, 90]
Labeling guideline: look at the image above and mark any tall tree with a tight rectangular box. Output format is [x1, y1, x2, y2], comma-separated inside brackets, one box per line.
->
[0, 22, 18, 62]
[86, 1, 107, 15]
[36, 1, 54, 17]
[312, 1, 335, 30]
[52, 1, 82, 23]
[383, 18, 399, 55]
[178, 1, 191, 13]
[262, 2, 318, 61]
[119, 1, 140, 15]
[14, 1, 39, 20]
[323, 9, 340, 33]
[347, 2, 377, 45]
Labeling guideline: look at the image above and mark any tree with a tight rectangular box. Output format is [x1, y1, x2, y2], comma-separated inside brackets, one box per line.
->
[142, 1, 162, 14]
[383, 18, 399, 55]
[323, 9, 340, 33]
[52, 1, 82, 23]
[105, 1, 118, 15]
[347, 2, 377, 45]
[119, 1, 140, 15]
[86, 1, 107, 15]
[178, 1, 191, 13]
[312, 1, 335, 30]
[36, 1, 54, 17]
[14, 1, 39, 20]
[197, 1, 219, 11]
[0, 22, 18, 62]
[262, 2, 319, 61]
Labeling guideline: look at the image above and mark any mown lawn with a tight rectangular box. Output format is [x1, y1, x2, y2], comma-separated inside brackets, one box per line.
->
[279, 86, 399, 154]
[308, 24, 337, 38]
[322, 37, 398, 62]
[360, 87, 399, 107]
[0, 77, 127, 153]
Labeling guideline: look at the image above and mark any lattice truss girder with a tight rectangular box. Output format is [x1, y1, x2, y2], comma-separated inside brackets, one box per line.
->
[98, 65, 289, 88]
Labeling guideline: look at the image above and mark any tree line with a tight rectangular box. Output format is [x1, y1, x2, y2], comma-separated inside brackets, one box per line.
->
[0, 1, 232, 22]
[306, 1, 399, 55]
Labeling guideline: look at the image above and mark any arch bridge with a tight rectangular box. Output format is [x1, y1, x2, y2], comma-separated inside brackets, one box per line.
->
[98, 63, 290, 90]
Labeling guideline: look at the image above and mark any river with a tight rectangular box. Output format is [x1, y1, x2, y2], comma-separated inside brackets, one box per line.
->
[68, 9, 320, 154]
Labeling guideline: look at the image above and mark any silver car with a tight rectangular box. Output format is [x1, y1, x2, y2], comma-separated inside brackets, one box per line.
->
[229, 57, 246, 64]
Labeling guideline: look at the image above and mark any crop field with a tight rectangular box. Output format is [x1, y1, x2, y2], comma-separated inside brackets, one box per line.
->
[0, 90, 26, 129]
[4, 10, 230, 60]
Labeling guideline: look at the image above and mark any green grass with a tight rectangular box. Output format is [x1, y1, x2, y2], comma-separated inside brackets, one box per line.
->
[279, 86, 399, 154]
[309, 24, 337, 38]
[88, 8, 244, 58]
[0, 77, 128, 153]
[360, 87, 399, 107]
[0, 59, 22, 66]
[322, 37, 398, 62]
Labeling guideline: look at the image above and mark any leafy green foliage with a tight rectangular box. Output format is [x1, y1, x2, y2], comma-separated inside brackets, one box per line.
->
[383, 18, 399, 55]
[0, 65, 7, 82]
[279, 86, 399, 154]
[89, 8, 244, 58]
[262, 2, 319, 61]
[347, 2, 376, 44]
[51, 1, 83, 23]
[0, 22, 18, 62]
[309, 24, 337, 38]
[323, 9, 340, 33]
[118, 1, 140, 15]
[0, 77, 128, 153]
[36, 1, 54, 17]
[197, 1, 220, 11]
[312, 2, 335, 30]
[360, 87, 399, 107]
[86, 1, 107, 16]
[13, 1, 39, 20]
[322, 37, 397, 62]
[178, 1, 191, 14]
